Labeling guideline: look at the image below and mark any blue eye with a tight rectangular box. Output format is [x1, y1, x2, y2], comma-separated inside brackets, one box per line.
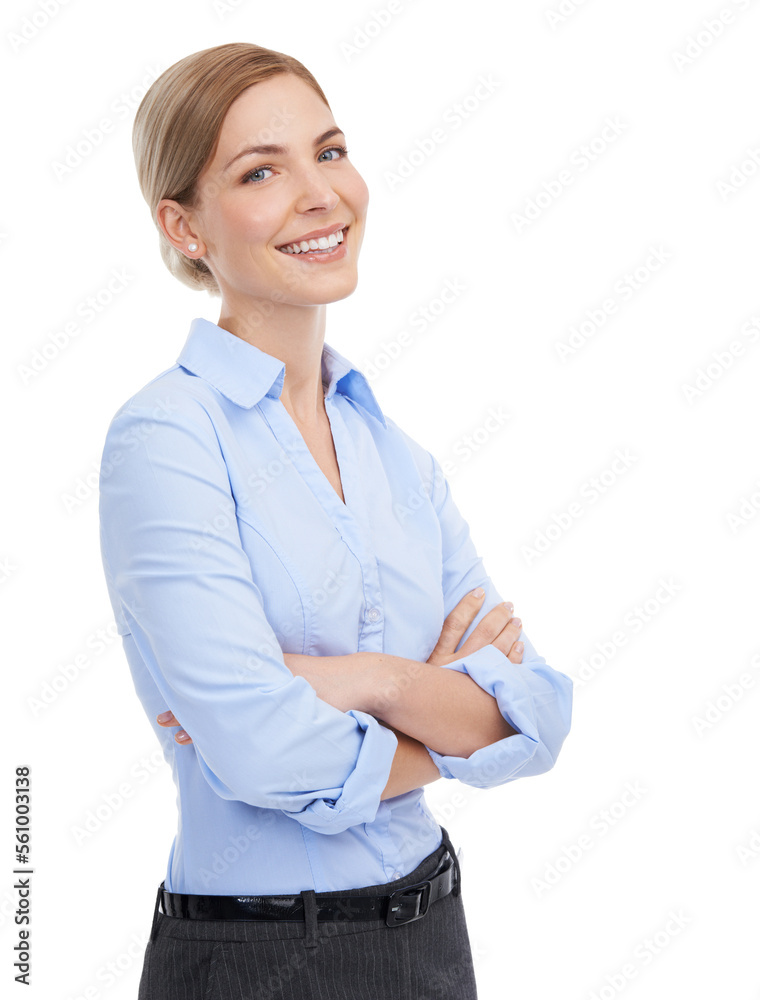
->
[319, 145, 350, 162]
[241, 146, 349, 184]
[241, 166, 274, 184]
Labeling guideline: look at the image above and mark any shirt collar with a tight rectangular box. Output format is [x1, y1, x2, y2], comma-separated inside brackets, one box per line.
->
[176, 317, 386, 429]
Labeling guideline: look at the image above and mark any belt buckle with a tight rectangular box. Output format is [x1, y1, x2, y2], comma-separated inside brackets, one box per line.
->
[385, 878, 432, 927]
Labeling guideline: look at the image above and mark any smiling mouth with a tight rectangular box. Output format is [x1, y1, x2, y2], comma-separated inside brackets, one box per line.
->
[277, 227, 348, 254]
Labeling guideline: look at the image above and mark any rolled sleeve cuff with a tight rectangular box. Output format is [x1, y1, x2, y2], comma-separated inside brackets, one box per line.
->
[425, 643, 573, 790]
[280, 710, 399, 834]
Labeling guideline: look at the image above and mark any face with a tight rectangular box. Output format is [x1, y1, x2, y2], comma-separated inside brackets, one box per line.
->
[167, 73, 369, 318]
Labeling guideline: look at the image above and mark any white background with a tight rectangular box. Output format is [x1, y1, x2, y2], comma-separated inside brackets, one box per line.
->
[3, 0, 759, 997]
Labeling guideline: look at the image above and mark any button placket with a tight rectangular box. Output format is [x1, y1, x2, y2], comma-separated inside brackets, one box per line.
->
[325, 397, 385, 651]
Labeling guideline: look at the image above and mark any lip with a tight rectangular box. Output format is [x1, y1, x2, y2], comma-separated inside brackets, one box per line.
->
[275, 223, 348, 249]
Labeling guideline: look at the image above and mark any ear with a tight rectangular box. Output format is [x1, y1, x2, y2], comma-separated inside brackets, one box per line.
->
[156, 199, 204, 257]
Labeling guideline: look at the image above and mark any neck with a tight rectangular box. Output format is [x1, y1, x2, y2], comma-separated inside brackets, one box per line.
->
[217, 299, 328, 426]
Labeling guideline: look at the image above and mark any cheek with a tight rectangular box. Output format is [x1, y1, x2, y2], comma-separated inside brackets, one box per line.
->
[216, 198, 279, 251]
[346, 169, 370, 215]
[237, 215, 274, 248]
[211, 217, 274, 285]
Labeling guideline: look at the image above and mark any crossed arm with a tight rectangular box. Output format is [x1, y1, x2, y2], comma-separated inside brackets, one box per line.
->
[158, 590, 526, 800]
[103, 398, 571, 826]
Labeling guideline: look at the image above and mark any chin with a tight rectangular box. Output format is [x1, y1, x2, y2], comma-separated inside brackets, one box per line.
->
[306, 271, 360, 305]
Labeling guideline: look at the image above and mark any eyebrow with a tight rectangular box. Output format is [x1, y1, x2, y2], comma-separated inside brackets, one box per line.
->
[221, 127, 345, 175]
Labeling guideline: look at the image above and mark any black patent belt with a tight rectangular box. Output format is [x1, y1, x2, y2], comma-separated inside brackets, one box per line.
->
[159, 850, 455, 928]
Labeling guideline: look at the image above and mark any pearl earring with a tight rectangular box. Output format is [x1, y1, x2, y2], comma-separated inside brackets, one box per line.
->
[187, 243, 198, 253]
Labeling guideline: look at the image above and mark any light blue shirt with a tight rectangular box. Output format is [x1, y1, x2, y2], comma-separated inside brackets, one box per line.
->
[98, 317, 573, 894]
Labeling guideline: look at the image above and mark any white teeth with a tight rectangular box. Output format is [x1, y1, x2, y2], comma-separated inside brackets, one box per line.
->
[278, 228, 347, 254]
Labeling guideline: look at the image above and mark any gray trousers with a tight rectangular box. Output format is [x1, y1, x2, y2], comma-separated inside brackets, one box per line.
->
[137, 827, 478, 999]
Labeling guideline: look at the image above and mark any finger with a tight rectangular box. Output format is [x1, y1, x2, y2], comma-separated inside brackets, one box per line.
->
[427, 588, 488, 661]
[507, 640, 524, 664]
[156, 711, 194, 744]
[490, 617, 523, 661]
[456, 601, 516, 658]
[157, 711, 179, 727]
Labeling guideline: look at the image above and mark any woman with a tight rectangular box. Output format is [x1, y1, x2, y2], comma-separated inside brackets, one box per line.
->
[98, 41, 573, 1000]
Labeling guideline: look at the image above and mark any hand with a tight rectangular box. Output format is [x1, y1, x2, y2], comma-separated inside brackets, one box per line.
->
[427, 589, 524, 667]
[279, 596, 525, 714]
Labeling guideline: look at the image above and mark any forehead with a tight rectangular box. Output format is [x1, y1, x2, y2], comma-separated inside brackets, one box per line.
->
[219, 73, 333, 145]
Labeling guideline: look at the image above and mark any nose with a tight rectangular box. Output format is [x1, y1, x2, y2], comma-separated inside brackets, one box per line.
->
[291, 161, 340, 216]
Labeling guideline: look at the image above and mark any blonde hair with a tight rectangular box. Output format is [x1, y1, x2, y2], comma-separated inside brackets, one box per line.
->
[132, 42, 331, 295]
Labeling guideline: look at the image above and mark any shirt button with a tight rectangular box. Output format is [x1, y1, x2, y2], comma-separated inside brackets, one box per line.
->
[367, 607, 381, 622]
[392, 870, 402, 880]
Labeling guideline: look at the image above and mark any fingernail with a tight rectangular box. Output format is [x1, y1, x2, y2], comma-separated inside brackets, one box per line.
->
[515, 641, 524, 652]
[503, 602, 514, 613]
[176, 732, 191, 742]
[471, 587, 485, 598]
[511, 617, 522, 628]
[157, 711, 172, 723]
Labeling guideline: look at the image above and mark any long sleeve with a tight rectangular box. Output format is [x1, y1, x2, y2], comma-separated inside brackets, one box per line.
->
[390, 422, 573, 789]
[98, 392, 398, 834]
